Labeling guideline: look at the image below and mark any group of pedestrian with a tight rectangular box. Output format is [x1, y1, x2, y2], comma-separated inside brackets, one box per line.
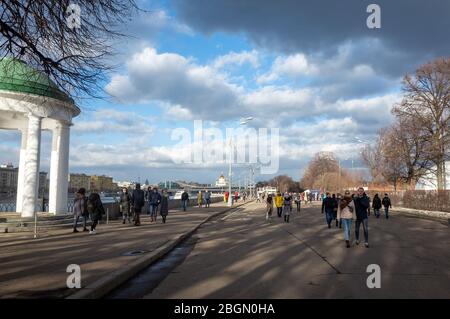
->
[73, 183, 174, 234]
[323, 187, 392, 248]
[119, 184, 170, 226]
[197, 190, 212, 208]
[73, 187, 105, 235]
[265, 191, 298, 223]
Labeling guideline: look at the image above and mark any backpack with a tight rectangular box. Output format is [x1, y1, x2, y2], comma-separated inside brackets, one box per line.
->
[87, 196, 96, 215]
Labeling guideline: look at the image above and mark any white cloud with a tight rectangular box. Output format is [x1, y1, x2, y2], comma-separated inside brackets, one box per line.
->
[73, 109, 154, 137]
[212, 50, 260, 69]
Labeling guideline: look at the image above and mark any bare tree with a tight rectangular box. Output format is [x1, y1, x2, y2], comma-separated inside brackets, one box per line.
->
[362, 119, 432, 191]
[393, 57, 450, 189]
[0, 0, 140, 99]
[300, 152, 357, 192]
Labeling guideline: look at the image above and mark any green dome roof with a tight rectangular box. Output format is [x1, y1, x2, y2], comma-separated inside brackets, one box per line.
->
[0, 58, 73, 103]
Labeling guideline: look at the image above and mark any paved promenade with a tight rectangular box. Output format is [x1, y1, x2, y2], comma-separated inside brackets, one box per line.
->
[0, 200, 243, 298]
[147, 202, 450, 299]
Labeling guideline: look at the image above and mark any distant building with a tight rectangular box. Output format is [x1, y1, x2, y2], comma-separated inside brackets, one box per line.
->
[117, 181, 135, 189]
[69, 173, 91, 192]
[0, 163, 47, 195]
[215, 173, 227, 187]
[0, 163, 17, 194]
[90, 175, 116, 192]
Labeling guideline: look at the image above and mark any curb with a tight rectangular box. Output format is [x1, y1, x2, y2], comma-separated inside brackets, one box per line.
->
[66, 201, 251, 299]
[391, 207, 450, 224]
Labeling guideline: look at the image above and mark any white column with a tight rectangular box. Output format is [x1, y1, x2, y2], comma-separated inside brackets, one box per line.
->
[21, 114, 42, 218]
[16, 127, 27, 213]
[48, 121, 70, 215]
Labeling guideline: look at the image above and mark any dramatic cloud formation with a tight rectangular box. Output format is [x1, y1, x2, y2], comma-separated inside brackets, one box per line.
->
[173, 0, 450, 76]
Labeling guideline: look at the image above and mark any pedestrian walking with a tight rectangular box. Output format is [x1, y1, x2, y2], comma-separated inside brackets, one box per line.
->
[372, 194, 382, 218]
[256, 192, 261, 203]
[73, 188, 88, 233]
[336, 193, 342, 228]
[145, 186, 152, 215]
[234, 191, 239, 203]
[337, 190, 355, 248]
[294, 193, 301, 212]
[181, 189, 189, 211]
[354, 187, 370, 247]
[197, 191, 203, 207]
[86, 191, 105, 234]
[131, 183, 145, 226]
[321, 192, 336, 228]
[119, 188, 132, 224]
[282, 192, 292, 222]
[266, 194, 273, 221]
[149, 188, 162, 222]
[160, 189, 169, 223]
[275, 192, 283, 217]
[331, 194, 338, 227]
[205, 190, 211, 207]
[382, 193, 392, 219]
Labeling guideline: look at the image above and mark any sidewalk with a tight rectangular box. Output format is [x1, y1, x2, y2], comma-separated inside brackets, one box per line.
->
[0, 200, 248, 298]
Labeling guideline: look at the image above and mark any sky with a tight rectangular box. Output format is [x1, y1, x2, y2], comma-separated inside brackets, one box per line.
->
[1, 0, 449, 184]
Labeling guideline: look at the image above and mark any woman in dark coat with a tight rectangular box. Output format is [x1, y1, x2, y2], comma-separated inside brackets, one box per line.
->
[87, 192, 105, 234]
[160, 189, 169, 223]
[372, 193, 382, 218]
[73, 188, 88, 233]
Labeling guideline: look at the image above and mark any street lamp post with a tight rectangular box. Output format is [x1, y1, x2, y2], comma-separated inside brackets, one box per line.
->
[228, 136, 233, 207]
[227, 117, 254, 206]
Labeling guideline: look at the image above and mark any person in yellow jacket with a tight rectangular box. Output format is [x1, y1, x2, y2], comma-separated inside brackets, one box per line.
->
[275, 192, 283, 217]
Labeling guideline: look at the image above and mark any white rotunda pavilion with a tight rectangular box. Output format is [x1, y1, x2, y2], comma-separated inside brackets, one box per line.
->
[0, 59, 80, 217]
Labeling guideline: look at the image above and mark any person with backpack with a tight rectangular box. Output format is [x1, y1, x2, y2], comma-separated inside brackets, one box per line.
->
[160, 189, 169, 223]
[382, 193, 392, 219]
[73, 188, 88, 233]
[282, 192, 292, 222]
[87, 191, 105, 235]
[337, 190, 355, 248]
[119, 188, 132, 224]
[266, 194, 273, 221]
[354, 187, 370, 247]
[149, 187, 162, 222]
[181, 189, 189, 211]
[372, 193, 382, 218]
[131, 183, 145, 226]
[275, 192, 283, 217]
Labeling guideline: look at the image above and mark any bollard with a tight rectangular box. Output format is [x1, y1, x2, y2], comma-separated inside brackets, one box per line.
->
[107, 208, 109, 225]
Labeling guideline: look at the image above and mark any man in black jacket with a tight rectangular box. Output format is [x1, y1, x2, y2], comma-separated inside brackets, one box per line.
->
[181, 190, 189, 211]
[354, 187, 370, 247]
[131, 183, 145, 226]
[382, 193, 392, 219]
[321, 192, 336, 228]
